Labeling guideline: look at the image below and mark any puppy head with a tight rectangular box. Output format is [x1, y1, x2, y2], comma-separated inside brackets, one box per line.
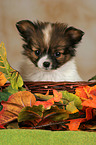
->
[16, 20, 84, 70]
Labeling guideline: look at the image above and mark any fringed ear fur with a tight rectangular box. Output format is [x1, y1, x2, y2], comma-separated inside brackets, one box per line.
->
[65, 27, 84, 44]
[16, 20, 35, 33]
[16, 20, 36, 42]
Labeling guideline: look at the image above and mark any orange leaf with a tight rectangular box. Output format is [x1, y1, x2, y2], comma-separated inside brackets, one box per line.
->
[75, 85, 96, 100]
[0, 72, 7, 86]
[35, 98, 54, 109]
[68, 118, 86, 131]
[53, 90, 62, 102]
[0, 91, 36, 125]
[82, 97, 96, 109]
[88, 85, 96, 96]
[75, 86, 88, 100]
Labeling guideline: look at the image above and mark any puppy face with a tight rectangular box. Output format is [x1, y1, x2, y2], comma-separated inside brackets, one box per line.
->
[16, 20, 84, 70]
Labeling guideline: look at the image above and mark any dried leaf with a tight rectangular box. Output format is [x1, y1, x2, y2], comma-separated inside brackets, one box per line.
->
[0, 91, 36, 125]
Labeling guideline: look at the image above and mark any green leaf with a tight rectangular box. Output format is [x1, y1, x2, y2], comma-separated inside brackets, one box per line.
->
[0, 91, 11, 111]
[66, 101, 79, 114]
[3, 85, 18, 94]
[18, 105, 44, 122]
[18, 87, 26, 91]
[43, 106, 69, 121]
[60, 91, 82, 110]
[88, 75, 96, 81]
[0, 105, 3, 111]
[35, 93, 53, 100]
[3, 84, 26, 94]
[0, 42, 24, 90]
[0, 92, 11, 102]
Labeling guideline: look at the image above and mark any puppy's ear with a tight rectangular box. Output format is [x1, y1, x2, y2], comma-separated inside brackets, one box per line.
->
[16, 20, 36, 41]
[65, 27, 84, 44]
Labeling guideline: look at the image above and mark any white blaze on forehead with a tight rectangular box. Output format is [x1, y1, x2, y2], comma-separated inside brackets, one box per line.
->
[42, 24, 52, 47]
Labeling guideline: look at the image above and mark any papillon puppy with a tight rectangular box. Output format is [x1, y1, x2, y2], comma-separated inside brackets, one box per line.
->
[16, 20, 84, 82]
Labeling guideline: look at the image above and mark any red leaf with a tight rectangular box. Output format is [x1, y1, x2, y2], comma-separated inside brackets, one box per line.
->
[86, 107, 93, 120]
[0, 124, 5, 129]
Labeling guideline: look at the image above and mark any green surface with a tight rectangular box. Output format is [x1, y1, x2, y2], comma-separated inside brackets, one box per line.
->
[0, 129, 96, 145]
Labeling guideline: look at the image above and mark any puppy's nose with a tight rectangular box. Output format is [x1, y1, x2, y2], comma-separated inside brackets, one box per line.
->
[43, 61, 50, 68]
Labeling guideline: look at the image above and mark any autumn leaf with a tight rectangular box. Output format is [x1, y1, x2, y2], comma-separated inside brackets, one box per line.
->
[35, 98, 54, 109]
[75, 86, 88, 100]
[61, 91, 82, 110]
[35, 93, 53, 100]
[0, 92, 11, 103]
[0, 42, 23, 90]
[82, 96, 96, 109]
[3, 85, 26, 95]
[88, 85, 96, 97]
[68, 118, 86, 131]
[0, 124, 5, 129]
[66, 101, 79, 114]
[43, 106, 69, 121]
[0, 72, 7, 86]
[76, 85, 96, 108]
[35, 90, 63, 109]
[53, 90, 62, 102]
[75, 85, 96, 100]
[18, 105, 69, 128]
[18, 105, 43, 123]
[0, 91, 36, 125]
[86, 108, 93, 120]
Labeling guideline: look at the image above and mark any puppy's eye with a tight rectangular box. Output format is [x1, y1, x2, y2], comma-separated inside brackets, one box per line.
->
[54, 52, 61, 57]
[35, 50, 40, 56]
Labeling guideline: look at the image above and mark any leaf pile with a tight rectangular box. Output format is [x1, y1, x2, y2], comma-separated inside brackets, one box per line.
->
[0, 42, 96, 131]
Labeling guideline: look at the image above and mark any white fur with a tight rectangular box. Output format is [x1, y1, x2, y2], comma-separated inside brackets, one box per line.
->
[42, 24, 52, 47]
[20, 56, 82, 82]
[37, 55, 52, 69]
